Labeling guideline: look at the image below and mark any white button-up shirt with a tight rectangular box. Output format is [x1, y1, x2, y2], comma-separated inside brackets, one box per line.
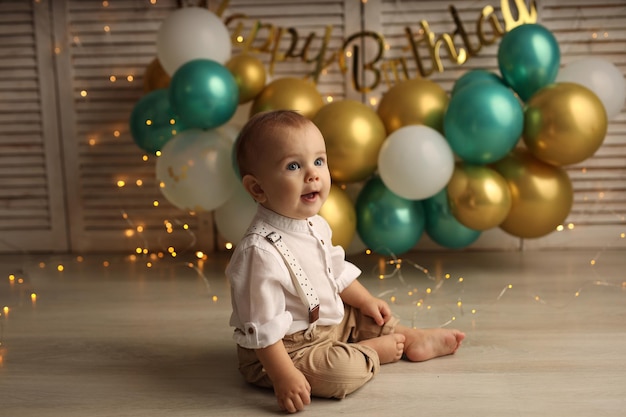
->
[226, 205, 361, 349]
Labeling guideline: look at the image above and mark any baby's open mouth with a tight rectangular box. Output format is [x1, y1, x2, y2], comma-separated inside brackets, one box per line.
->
[302, 192, 318, 201]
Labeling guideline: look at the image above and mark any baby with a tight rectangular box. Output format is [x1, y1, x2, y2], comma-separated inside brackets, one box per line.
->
[226, 110, 465, 413]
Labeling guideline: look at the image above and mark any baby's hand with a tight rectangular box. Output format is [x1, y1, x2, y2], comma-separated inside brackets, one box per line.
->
[273, 366, 311, 413]
[361, 297, 392, 326]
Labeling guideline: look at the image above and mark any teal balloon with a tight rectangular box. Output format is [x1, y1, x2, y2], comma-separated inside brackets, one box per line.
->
[129, 88, 186, 154]
[444, 81, 523, 165]
[423, 189, 481, 249]
[451, 69, 504, 96]
[355, 176, 424, 255]
[169, 59, 239, 129]
[497, 23, 560, 101]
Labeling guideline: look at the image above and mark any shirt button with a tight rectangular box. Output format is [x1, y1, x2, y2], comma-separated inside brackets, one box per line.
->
[321, 239, 325, 245]
[328, 268, 331, 273]
[308, 221, 313, 226]
[248, 328, 254, 334]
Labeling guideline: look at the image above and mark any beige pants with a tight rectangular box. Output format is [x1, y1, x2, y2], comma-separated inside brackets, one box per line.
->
[237, 305, 400, 399]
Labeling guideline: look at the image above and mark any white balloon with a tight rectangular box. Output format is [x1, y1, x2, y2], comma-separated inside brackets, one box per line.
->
[214, 181, 257, 245]
[378, 125, 454, 200]
[557, 57, 625, 119]
[156, 7, 231, 76]
[156, 128, 238, 212]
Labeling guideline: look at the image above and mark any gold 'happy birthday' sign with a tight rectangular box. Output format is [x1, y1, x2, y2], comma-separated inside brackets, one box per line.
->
[201, 0, 537, 93]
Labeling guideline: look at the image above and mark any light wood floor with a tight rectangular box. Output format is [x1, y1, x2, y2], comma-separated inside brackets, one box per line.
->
[1, 249, 624, 416]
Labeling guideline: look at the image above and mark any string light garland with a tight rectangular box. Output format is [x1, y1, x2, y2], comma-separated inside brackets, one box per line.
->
[1, 190, 221, 364]
[2, 1, 621, 388]
[366, 233, 626, 330]
[1, 234, 623, 371]
[369, 252, 468, 328]
[119, 210, 216, 297]
[2, 0, 623, 372]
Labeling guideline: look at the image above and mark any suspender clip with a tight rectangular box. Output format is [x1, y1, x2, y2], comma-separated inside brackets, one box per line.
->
[309, 305, 320, 323]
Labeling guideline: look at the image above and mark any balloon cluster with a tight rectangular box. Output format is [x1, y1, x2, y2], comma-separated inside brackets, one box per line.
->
[129, 14, 624, 255]
[351, 23, 621, 254]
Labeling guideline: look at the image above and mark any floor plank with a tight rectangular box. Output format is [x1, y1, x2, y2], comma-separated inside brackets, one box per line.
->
[0, 249, 624, 416]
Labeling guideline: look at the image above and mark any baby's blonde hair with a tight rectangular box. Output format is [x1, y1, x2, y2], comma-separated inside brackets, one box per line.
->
[235, 110, 312, 178]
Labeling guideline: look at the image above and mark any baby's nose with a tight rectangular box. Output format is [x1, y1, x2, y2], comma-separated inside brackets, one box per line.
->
[306, 170, 320, 182]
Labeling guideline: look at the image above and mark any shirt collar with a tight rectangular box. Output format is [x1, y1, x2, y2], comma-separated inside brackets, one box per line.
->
[256, 205, 311, 233]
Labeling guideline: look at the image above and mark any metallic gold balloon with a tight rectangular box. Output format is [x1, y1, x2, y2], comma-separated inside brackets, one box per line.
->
[492, 148, 573, 238]
[377, 78, 449, 134]
[319, 184, 356, 249]
[225, 54, 267, 104]
[446, 163, 512, 230]
[313, 100, 387, 183]
[250, 77, 324, 119]
[523, 82, 608, 166]
[143, 58, 171, 93]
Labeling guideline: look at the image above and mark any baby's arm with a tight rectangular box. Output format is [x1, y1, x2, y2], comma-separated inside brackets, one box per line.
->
[340, 279, 392, 326]
[256, 340, 311, 413]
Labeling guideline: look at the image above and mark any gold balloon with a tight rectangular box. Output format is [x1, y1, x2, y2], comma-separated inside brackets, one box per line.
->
[319, 184, 356, 249]
[250, 77, 324, 120]
[225, 54, 267, 104]
[377, 78, 449, 134]
[143, 58, 170, 93]
[492, 148, 573, 238]
[313, 100, 386, 183]
[523, 82, 608, 166]
[447, 163, 512, 230]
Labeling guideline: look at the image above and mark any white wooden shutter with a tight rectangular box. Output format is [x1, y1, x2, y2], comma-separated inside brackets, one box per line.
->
[53, 0, 216, 253]
[0, 0, 68, 252]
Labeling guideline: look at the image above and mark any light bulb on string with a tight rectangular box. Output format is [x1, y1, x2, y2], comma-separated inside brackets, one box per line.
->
[121, 210, 149, 255]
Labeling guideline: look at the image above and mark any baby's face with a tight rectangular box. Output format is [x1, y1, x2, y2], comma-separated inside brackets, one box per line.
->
[251, 121, 331, 220]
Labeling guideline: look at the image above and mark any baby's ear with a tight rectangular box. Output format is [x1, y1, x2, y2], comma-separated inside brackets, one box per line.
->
[242, 174, 266, 203]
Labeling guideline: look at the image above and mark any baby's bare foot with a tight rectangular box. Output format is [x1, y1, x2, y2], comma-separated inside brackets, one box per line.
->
[358, 333, 406, 364]
[397, 325, 465, 362]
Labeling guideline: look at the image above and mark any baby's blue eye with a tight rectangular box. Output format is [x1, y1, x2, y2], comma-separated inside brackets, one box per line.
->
[287, 162, 300, 171]
[314, 158, 324, 166]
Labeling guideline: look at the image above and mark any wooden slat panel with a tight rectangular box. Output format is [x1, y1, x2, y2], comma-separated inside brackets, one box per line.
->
[0, 0, 69, 252]
[52, 0, 217, 252]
